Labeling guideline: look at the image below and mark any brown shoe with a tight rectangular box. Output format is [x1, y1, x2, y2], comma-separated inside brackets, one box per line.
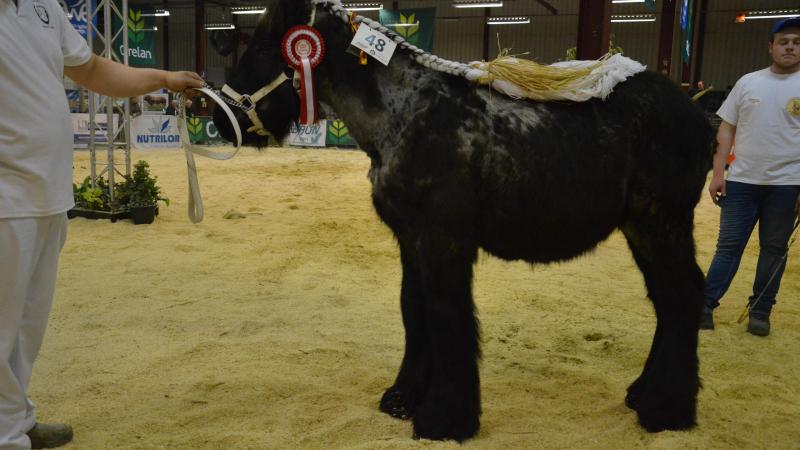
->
[27, 423, 73, 449]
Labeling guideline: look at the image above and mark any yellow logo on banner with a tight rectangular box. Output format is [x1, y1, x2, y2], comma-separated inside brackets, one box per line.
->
[394, 14, 419, 39]
[786, 98, 800, 116]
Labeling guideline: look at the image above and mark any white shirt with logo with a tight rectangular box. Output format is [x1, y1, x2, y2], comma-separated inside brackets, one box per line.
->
[717, 68, 800, 185]
[0, 0, 92, 218]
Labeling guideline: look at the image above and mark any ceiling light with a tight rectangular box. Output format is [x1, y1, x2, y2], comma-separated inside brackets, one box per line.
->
[142, 9, 169, 17]
[385, 22, 420, 27]
[231, 7, 267, 15]
[738, 9, 799, 21]
[486, 16, 529, 25]
[204, 23, 235, 30]
[343, 2, 383, 11]
[453, 1, 503, 8]
[611, 14, 656, 23]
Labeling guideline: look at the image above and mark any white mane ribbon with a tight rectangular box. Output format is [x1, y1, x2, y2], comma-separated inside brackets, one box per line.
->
[465, 53, 647, 102]
[312, 0, 646, 102]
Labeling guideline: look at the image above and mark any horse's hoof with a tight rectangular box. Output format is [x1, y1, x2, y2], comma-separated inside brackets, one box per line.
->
[411, 400, 479, 442]
[634, 393, 697, 432]
[379, 386, 413, 420]
[625, 380, 645, 411]
[637, 408, 697, 433]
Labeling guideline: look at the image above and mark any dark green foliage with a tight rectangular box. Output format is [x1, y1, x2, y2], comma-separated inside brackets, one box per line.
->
[72, 160, 168, 211]
[124, 160, 170, 208]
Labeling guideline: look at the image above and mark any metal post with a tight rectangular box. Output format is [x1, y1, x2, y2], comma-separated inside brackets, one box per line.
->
[85, 0, 131, 211]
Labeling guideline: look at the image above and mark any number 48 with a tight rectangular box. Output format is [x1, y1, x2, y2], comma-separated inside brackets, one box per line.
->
[364, 35, 386, 52]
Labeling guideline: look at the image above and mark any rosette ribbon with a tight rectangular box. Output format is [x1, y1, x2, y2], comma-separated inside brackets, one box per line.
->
[282, 26, 326, 125]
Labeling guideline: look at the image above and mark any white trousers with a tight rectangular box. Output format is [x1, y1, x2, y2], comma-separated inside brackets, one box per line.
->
[0, 214, 67, 450]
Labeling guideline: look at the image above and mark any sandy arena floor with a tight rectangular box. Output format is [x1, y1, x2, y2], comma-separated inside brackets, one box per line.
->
[31, 148, 800, 449]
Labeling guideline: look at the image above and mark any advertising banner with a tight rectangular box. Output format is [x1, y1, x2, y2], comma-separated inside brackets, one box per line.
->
[142, 90, 169, 114]
[59, 0, 93, 38]
[326, 120, 358, 147]
[72, 113, 118, 148]
[131, 115, 181, 149]
[287, 121, 326, 148]
[680, 0, 694, 63]
[112, 4, 157, 66]
[186, 116, 225, 145]
[379, 8, 435, 53]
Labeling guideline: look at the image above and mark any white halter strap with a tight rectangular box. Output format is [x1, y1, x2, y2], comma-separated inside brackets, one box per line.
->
[177, 87, 242, 223]
[220, 71, 291, 136]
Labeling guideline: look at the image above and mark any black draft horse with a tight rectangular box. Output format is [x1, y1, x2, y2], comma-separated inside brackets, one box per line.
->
[213, 0, 713, 442]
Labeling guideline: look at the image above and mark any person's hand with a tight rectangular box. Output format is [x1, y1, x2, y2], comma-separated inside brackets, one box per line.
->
[165, 71, 205, 96]
[708, 175, 726, 205]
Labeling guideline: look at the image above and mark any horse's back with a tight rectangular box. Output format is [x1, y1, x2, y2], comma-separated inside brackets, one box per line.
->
[474, 71, 712, 262]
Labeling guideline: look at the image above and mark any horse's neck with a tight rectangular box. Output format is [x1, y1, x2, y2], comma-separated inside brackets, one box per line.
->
[314, 14, 438, 154]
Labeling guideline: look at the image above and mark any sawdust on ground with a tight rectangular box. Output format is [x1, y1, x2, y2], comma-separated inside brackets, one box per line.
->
[30, 148, 800, 449]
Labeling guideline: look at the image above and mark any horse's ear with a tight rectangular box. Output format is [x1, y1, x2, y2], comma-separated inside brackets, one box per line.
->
[266, 0, 312, 37]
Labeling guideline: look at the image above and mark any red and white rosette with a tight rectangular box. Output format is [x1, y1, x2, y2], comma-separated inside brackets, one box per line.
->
[282, 26, 325, 125]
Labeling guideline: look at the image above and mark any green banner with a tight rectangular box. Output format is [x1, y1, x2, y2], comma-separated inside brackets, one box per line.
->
[326, 120, 358, 147]
[680, 0, 693, 63]
[379, 8, 435, 53]
[644, 0, 656, 11]
[112, 5, 156, 66]
[187, 116, 224, 145]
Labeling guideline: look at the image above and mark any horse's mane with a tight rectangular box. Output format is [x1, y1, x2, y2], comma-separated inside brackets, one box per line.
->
[312, 0, 473, 78]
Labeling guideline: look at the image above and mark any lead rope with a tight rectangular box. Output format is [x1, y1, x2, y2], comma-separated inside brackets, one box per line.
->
[177, 87, 243, 223]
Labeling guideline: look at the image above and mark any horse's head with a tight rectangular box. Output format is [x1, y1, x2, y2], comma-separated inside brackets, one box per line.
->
[213, 0, 315, 146]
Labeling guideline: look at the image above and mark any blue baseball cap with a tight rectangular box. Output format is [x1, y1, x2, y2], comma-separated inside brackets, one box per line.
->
[772, 16, 800, 36]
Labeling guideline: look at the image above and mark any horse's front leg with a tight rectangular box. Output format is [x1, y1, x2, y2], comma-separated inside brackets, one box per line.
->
[411, 230, 481, 442]
[380, 234, 432, 420]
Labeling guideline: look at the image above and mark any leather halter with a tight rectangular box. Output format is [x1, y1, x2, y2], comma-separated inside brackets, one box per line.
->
[218, 7, 318, 137]
[219, 72, 291, 136]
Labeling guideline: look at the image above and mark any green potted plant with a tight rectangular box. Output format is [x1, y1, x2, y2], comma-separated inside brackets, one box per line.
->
[124, 160, 169, 225]
[70, 176, 112, 218]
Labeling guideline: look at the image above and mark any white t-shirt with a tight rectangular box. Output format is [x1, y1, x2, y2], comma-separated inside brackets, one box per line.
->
[0, 0, 92, 218]
[717, 68, 800, 185]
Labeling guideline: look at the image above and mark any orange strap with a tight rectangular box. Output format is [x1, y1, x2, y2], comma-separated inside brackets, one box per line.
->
[349, 13, 368, 65]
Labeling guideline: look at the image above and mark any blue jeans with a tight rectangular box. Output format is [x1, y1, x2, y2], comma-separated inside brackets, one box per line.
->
[704, 181, 800, 315]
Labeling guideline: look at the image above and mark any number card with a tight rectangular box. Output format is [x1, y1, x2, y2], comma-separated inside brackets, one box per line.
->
[351, 23, 397, 66]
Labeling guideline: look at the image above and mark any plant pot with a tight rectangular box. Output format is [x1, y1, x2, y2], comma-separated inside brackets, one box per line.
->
[130, 205, 156, 225]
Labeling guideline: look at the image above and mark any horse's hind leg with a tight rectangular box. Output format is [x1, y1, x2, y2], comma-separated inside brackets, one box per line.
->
[380, 235, 432, 420]
[621, 208, 703, 432]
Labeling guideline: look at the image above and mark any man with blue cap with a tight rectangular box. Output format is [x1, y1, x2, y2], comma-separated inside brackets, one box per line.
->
[702, 16, 800, 336]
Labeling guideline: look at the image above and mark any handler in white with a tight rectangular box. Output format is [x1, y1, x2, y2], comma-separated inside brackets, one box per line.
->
[0, 0, 204, 448]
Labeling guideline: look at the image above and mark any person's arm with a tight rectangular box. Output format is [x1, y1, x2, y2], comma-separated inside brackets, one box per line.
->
[64, 54, 205, 98]
[708, 120, 736, 204]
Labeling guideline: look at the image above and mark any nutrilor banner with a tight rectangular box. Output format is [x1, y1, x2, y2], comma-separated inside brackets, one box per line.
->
[112, 4, 156, 66]
[379, 8, 435, 53]
[131, 115, 181, 149]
